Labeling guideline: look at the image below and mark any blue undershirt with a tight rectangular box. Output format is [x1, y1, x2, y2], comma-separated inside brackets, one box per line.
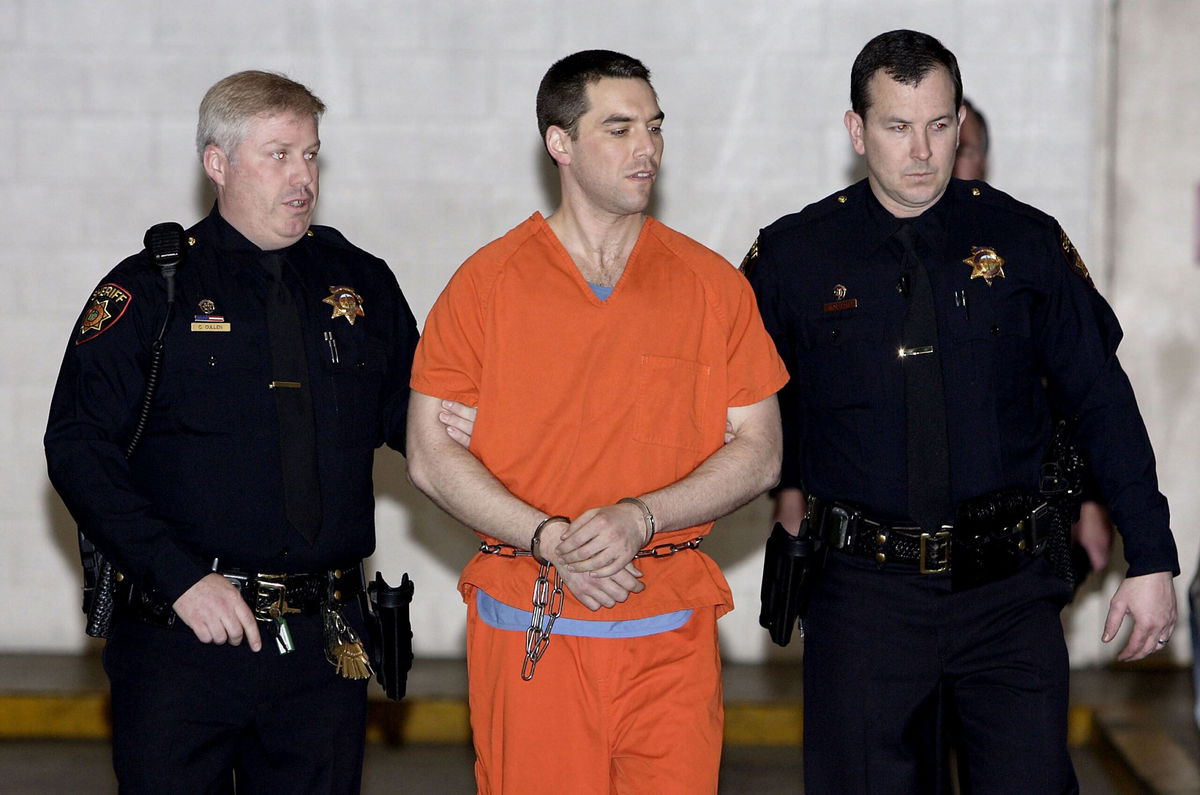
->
[588, 282, 614, 301]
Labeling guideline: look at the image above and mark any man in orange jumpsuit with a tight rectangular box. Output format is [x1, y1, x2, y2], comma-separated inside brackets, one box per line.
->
[406, 50, 788, 794]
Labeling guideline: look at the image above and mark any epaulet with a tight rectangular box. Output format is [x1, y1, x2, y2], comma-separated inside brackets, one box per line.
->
[799, 186, 860, 222]
[305, 224, 356, 251]
[956, 181, 1094, 288]
[75, 222, 199, 345]
[955, 180, 1054, 226]
[763, 184, 861, 239]
[746, 185, 861, 278]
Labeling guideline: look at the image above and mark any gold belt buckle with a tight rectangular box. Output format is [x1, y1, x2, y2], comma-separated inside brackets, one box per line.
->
[919, 530, 952, 574]
[253, 574, 297, 620]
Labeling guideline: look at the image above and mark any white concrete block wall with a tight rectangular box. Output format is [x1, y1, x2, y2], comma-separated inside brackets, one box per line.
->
[6, 0, 1188, 665]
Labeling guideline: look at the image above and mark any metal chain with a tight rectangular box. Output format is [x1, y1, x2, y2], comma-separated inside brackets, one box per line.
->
[478, 536, 703, 681]
[479, 536, 704, 560]
[521, 561, 564, 681]
[633, 536, 704, 558]
[478, 542, 531, 558]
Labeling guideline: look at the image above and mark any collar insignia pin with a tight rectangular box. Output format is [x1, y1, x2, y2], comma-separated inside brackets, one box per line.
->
[823, 284, 857, 313]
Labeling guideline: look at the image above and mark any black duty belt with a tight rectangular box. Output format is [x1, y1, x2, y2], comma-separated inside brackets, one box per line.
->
[115, 566, 364, 628]
[809, 497, 1055, 575]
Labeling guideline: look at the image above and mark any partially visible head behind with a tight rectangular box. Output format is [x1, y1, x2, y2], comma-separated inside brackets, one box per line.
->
[196, 70, 326, 163]
[536, 50, 654, 144]
[954, 97, 990, 180]
[850, 29, 962, 120]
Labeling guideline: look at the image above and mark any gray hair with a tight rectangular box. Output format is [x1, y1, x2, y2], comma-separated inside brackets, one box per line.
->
[196, 70, 325, 163]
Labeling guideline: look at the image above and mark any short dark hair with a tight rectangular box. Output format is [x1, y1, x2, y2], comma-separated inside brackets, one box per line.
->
[961, 96, 990, 155]
[850, 30, 962, 119]
[536, 50, 654, 142]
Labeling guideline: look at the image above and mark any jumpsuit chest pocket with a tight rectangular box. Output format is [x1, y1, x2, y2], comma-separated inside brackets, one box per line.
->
[633, 355, 711, 451]
[799, 309, 893, 408]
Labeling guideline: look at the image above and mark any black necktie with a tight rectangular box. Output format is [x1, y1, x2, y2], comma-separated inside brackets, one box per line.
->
[262, 252, 322, 544]
[896, 224, 951, 530]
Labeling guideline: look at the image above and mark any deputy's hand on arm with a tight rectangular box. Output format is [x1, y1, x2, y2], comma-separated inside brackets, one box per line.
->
[439, 400, 477, 449]
[773, 488, 808, 536]
[541, 517, 644, 610]
[1102, 570, 1177, 661]
[172, 572, 262, 651]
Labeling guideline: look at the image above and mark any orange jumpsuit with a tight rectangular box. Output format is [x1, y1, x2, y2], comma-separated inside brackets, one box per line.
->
[412, 213, 788, 793]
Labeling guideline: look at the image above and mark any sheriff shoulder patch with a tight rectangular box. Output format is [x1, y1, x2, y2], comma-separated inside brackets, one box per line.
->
[1059, 228, 1094, 289]
[739, 237, 760, 276]
[75, 282, 133, 344]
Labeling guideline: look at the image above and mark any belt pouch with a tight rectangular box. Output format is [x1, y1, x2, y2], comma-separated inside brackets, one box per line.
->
[363, 571, 415, 701]
[951, 488, 1036, 590]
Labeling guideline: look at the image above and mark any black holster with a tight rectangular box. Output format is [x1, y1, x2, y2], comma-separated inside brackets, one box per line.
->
[759, 520, 825, 647]
[361, 572, 415, 701]
[81, 539, 118, 637]
[951, 489, 1061, 590]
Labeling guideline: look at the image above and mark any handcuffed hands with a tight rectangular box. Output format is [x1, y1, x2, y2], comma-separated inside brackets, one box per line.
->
[541, 516, 645, 610]
[554, 502, 649, 578]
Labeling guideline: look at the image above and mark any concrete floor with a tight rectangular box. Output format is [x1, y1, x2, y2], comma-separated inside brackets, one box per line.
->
[0, 738, 1140, 794]
[1, 656, 1195, 793]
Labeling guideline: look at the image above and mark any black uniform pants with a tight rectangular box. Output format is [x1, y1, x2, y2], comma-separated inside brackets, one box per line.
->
[803, 552, 1079, 795]
[104, 609, 368, 794]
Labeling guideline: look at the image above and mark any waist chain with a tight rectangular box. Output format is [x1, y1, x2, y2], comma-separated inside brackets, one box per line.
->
[479, 536, 704, 680]
[479, 536, 704, 560]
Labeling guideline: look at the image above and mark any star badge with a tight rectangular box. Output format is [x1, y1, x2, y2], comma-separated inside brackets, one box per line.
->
[323, 286, 365, 325]
[962, 246, 1006, 286]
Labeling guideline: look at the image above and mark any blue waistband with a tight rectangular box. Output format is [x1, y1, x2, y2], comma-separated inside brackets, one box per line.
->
[476, 589, 692, 638]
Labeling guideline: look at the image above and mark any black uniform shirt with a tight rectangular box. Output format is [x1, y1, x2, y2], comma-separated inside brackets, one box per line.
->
[746, 179, 1178, 577]
[45, 207, 419, 601]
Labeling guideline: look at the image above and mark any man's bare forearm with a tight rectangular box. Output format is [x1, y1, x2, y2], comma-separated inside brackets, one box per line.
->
[407, 389, 646, 609]
[637, 395, 782, 537]
[407, 390, 547, 549]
